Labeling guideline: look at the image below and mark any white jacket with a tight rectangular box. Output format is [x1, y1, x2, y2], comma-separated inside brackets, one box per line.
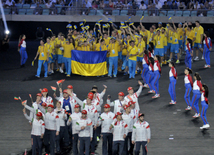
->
[75, 117, 93, 138]
[107, 99, 128, 113]
[73, 96, 98, 126]
[99, 112, 115, 133]
[124, 85, 143, 111]
[67, 112, 81, 134]
[132, 121, 151, 142]
[111, 120, 128, 141]
[38, 104, 60, 131]
[58, 95, 77, 114]
[24, 113, 45, 136]
[54, 108, 67, 127]
[122, 112, 136, 133]
[131, 109, 139, 122]
[41, 96, 53, 106]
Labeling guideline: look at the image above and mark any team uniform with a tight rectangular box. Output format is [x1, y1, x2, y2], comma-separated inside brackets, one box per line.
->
[108, 41, 119, 77]
[56, 38, 65, 65]
[137, 40, 146, 62]
[18, 39, 28, 66]
[35, 45, 48, 78]
[203, 37, 212, 67]
[168, 66, 177, 104]
[185, 43, 193, 69]
[41, 96, 53, 106]
[128, 45, 138, 78]
[132, 120, 151, 155]
[99, 111, 115, 155]
[152, 60, 161, 97]
[146, 31, 154, 49]
[45, 42, 54, 65]
[147, 62, 154, 93]
[184, 74, 193, 110]
[107, 99, 128, 113]
[194, 26, 204, 49]
[167, 29, 173, 51]
[141, 54, 150, 87]
[191, 80, 202, 117]
[171, 32, 179, 54]
[177, 28, 184, 49]
[62, 43, 74, 76]
[154, 34, 164, 57]
[200, 91, 209, 128]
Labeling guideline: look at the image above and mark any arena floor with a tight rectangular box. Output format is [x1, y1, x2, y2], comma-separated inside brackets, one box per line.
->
[0, 41, 213, 155]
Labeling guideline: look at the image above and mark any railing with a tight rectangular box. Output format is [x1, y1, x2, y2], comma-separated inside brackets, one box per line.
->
[1, 7, 214, 17]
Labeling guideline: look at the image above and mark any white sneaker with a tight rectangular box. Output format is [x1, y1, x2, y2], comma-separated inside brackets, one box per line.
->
[192, 113, 197, 118]
[201, 55, 204, 60]
[194, 57, 199, 61]
[59, 68, 64, 73]
[204, 64, 208, 68]
[51, 70, 54, 73]
[200, 125, 206, 129]
[185, 106, 192, 110]
[200, 124, 210, 129]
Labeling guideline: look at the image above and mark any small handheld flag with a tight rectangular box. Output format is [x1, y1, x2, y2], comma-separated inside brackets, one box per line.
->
[84, 19, 86, 23]
[22, 100, 27, 105]
[74, 25, 77, 29]
[168, 16, 172, 20]
[98, 19, 103, 23]
[121, 22, 124, 25]
[129, 22, 134, 26]
[56, 79, 65, 85]
[46, 28, 52, 31]
[51, 86, 57, 91]
[96, 23, 101, 26]
[31, 60, 34, 66]
[14, 97, 19, 100]
[128, 17, 131, 21]
[140, 16, 144, 20]
[29, 94, 32, 98]
[80, 22, 84, 26]
[29, 94, 33, 103]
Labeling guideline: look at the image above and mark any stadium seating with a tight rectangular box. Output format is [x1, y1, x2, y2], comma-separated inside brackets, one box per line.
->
[40, 4, 46, 8]
[176, 11, 183, 16]
[112, 9, 120, 15]
[167, 10, 175, 16]
[26, 9, 34, 15]
[191, 11, 197, 16]
[143, 11, 148, 16]
[88, 9, 96, 15]
[96, 9, 103, 15]
[19, 9, 26, 15]
[4, 8, 11, 15]
[135, 10, 144, 16]
[16, 4, 23, 9]
[120, 10, 128, 16]
[159, 10, 167, 16]
[183, 11, 190, 16]
[23, 4, 30, 9]
[207, 11, 213, 17]
[42, 9, 49, 15]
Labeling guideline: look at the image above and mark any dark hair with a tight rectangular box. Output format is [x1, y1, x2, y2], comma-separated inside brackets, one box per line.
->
[144, 50, 148, 55]
[149, 57, 154, 66]
[187, 38, 193, 47]
[19, 34, 25, 42]
[186, 67, 192, 74]
[155, 55, 161, 63]
[202, 84, 209, 98]
[92, 85, 98, 90]
[170, 61, 175, 67]
[188, 25, 193, 29]
[148, 47, 153, 53]
[101, 39, 105, 43]
[204, 31, 210, 38]
[61, 34, 65, 37]
[69, 37, 75, 46]
[130, 40, 135, 44]
[149, 42, 154, 50]
[90, 90, 96, 94]
[40, 39, 45, 43]
[195, 20, 200, 24]
[141, 1, 144, 4]
[194, 72, 201, 81]
[135, 30, 139, 34]
[52, 34, 56, 37]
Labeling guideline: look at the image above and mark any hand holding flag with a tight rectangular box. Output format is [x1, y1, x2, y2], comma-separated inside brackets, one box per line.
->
[140, 16, 144, 21]
[29, 94, 33, 103]
[22, 100, 27, 105]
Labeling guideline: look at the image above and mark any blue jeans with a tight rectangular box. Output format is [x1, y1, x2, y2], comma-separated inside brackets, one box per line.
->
[19, 47, 28, 65]
[184, 84, 192, 106]
[191, 90, 201, 113]
[102, 133, 113, 155]
[72, 134, 79, 155]
[122, 55, 128, 70]
[108, 56, 118, 76]
[31, 135, 42, 155]
[56, 126, 69, 152]
[36, 60, 48, 77]
[113, 141, 124, 155]
[134, 141, 148, 155]
[128, 59, 137, 78]
[201, 101, 209, 125]
[204, 49, 210, 65]
[168, 77, 176, 102]
[79, 137, 90, 155]
[44, 129, 56, 155]
[63, 57, 71, 75]
[152, 71, 160, 94]
[141, 65, 149, 84]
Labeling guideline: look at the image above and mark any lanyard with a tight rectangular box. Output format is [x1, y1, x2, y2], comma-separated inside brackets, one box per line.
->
[119, 100, 122, 106]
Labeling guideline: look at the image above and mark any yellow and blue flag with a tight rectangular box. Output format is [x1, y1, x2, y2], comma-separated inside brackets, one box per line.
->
[74, 25, 77, 29]
[140, 16, 144, 20]
[46, 28, 52, 31]
[168, 16, 172, 20]
[129, 22, 134, 26]
[71, 50, 108, 76]
[80, 22, 84, 26]
[121, 22, 124, 25]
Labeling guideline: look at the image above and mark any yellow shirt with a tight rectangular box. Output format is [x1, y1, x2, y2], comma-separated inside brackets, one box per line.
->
[38, 45, 48, 60]
[137, 40, 145, 57]
[128, 46, 138, 61]
[194, 26, 204, 43]
[172, 32, 179, 44]
[44, 43, 54, 58]
[187, 30, 195, 41]
[62, 43, 74, 58]
[56, 40, 66, 55]
[122, 41, 128, 55]
[162, 33, 167, 46]
[167, 29, 173, 43]
[76, 46, 82, 50]
[177, 28, 184, 41]
[108, 42, 119, 57]
[154, 34, 164, 48]
[140, 30, 147, 37]
[81, 45, 91, 51]
[104, 37, 111, 47]
[146, 30, 154, 44]
[96, 44, 107, 51]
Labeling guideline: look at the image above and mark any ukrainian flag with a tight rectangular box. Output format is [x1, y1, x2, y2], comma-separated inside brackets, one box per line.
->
[71, 50, 108, 76]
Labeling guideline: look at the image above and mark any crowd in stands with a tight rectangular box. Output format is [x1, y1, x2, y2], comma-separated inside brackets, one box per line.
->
[2, 0, 214, 15]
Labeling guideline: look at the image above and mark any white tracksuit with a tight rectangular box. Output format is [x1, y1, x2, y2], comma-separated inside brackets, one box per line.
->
[132, 121, 151, 142]
[67, 112, 81, 134]
[75, 117, 93, 138]
[99, 112, 115, 133]
[131, 108, 139, 122]
[111, 120, 128, 141]
[122, 112, 136, 133]
[54, 108, 67, 127]
[41, 96, 53, 106]
[124, 85, 143, 111]
[107, 99, 128, 113]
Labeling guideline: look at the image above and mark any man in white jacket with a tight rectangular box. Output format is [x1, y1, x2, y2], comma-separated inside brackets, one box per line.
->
[132, 113, 151, 155]
[67, 104, 81, 155]
[75, 110, 93, 155]
[110, 112, 128, 155]
[99, 104, 115, 155]
[125, 80, 143, 111]
[107, 92, 128, 113]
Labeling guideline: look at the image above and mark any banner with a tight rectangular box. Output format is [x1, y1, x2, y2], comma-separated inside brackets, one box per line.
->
[71, 50, 108, 76]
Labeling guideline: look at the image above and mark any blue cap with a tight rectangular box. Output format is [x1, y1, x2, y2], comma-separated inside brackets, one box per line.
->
[179, 22, 182, 25]
[158, 22, 162, 24]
